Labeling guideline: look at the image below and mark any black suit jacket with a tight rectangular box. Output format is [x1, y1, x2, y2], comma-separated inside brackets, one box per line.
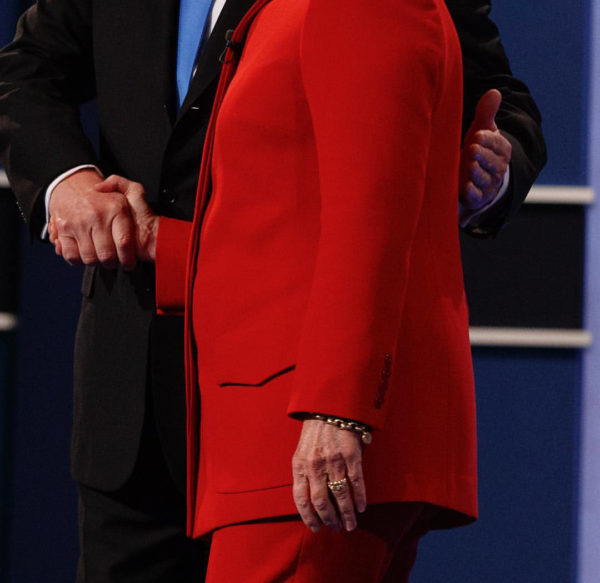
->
[0, 0, 546, 493]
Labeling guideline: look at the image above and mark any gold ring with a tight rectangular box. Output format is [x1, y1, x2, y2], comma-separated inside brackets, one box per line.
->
[327, 478, 348, 493]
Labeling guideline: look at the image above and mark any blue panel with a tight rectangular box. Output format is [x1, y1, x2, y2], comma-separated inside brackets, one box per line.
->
[490, 0, 590, 185]
[412, 348, 581, 583]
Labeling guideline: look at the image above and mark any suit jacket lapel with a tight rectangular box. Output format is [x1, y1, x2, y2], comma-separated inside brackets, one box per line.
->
[177, 0, 257, 119]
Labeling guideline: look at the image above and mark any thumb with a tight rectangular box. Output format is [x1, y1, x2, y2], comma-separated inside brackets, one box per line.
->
[95, 175, 147, 208]
[473, 89, 501, 132]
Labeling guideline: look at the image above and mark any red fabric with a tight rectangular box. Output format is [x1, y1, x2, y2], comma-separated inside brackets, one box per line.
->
[205, 503, 433, 583]
[155, 217, 191, 316]
[156, 0, 477, 536]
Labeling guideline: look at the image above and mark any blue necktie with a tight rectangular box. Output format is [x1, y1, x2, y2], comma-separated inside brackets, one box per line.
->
[177, 0, 214, 107]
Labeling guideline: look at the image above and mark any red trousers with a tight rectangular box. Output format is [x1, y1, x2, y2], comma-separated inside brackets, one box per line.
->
[205, 503, 438, 582]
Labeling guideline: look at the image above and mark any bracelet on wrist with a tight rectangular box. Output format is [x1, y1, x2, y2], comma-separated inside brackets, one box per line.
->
[307, 413, 372, 445]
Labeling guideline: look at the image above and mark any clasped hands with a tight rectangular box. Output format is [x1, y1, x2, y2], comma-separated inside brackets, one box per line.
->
[48, 172, 158, 270]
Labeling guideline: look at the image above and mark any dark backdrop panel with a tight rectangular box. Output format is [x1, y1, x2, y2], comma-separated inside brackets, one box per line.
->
[7, 226, 80, 582]
[461, 205, 585, 329]
[0, 190, 19, 581]
[0, 192, 20, 313]
[412, 347, 581, 583]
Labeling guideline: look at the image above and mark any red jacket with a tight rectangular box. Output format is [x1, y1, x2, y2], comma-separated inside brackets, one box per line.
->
[156, 0, 477, 537]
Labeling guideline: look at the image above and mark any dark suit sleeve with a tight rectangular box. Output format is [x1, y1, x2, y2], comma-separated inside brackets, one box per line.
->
[0, 0, 98, 236]
[447, 0, 547, 237]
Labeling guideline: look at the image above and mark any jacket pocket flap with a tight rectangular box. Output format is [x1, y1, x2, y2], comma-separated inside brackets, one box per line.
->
[214, 324, 296, 388]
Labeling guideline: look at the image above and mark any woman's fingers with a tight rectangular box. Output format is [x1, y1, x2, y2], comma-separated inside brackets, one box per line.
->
[306, 449, 341, 530]
[307, 469, 341, 531]
[346, 452, 367, 514]
[292, 419, 367, 532]
[292, 475, 321, 533]
[327, 466, 357, 531]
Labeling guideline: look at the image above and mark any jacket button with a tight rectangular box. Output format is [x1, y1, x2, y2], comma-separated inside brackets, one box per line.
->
[160, 187, 177, 204]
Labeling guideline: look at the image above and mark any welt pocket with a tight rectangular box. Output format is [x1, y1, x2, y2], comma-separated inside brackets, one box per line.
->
[219, 364, 296, 388]
[214, 323, 297, 389]
[81, 265, 97, 298]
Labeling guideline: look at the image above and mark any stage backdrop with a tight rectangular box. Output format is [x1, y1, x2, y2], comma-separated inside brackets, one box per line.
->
[1, 1, 596, 583]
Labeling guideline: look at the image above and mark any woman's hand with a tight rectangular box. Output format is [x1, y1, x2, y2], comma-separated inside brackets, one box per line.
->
[292, 419, 366, 533]
[94, 175, 160, 262]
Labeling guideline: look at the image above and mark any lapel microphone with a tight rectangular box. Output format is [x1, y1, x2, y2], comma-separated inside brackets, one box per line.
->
[219, 29, 243, 64]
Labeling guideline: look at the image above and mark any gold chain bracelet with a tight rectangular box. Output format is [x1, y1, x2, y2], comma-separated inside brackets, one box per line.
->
[308, 414, 372, 445]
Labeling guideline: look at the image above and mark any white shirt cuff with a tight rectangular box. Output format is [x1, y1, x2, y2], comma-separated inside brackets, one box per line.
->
[459, 165, 510, 229]
[41, 164, 102, 239]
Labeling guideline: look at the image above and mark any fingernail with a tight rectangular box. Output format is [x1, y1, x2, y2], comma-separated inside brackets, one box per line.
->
[358, 503, 366, 513]
[345, 521, 356, 532]
[310, 525, 320, 534]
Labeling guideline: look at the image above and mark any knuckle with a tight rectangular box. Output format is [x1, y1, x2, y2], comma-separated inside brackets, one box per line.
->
[85, 207, 103, 223]
[80, 253, 97, 265]
[467, 143, 479, 156]
[327, 451, 344, 465]
[471, 143, 483, 156]
[292, 458, 305, 473]
[311, 498, 329, 512]
[308, 455, 326, 472]
[295, 498, 311, 511]
[115, 234, 133, 249]
[106, 199, 125, 215]
[96, 249, 116, 263]
[333, 489, 349, 500]
[114, 196, 129, 210]
[340, 508, 354, 520]
[347, 463, 362, 479]
[349, 475, 363, 488]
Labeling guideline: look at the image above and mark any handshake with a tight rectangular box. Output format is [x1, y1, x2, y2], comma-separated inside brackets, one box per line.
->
[50, 90, 511, 271]
[48, 172, 159, 271]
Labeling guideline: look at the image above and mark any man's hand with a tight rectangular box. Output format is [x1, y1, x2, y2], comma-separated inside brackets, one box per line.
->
[94, 175, 159, 262]
[292, 419, 366, 533]
[49, 169, 137, 270]
[460, 89, 512, 211]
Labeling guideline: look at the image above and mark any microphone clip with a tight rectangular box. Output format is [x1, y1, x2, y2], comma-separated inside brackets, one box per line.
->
[219, 29, 242, 64]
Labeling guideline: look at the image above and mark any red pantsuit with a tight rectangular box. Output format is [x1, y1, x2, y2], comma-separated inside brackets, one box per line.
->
[204, 504, 437, 582]
[156, 0, 477, 568]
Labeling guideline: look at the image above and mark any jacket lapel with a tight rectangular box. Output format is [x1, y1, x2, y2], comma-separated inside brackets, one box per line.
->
[176, 0, 258, 119]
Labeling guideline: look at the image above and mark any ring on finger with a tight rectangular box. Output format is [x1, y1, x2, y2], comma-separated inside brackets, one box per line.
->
[327, 478, 348, 493]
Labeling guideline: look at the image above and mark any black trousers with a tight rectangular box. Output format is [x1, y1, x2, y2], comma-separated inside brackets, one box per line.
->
[76, 399, 209, 583]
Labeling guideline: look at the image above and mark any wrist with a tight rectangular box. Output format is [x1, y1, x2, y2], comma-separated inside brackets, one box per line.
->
[303, 413, 372, 445]
[49, 168, 104, 212]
